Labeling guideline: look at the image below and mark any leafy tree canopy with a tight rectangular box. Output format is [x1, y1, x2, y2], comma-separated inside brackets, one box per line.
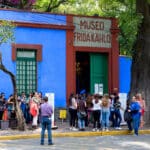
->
[1, 0, 150, 56]
[98, 0, 143, 56]
[0, 20, 15, 45]
[0, 0, 36, 9]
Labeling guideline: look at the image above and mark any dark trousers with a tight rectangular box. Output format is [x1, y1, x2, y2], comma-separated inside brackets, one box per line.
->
[0, 111, 4, 120]
[127, 120, 132, 131]
[69, 108, 77, 127]
[93, 110, 100, 128]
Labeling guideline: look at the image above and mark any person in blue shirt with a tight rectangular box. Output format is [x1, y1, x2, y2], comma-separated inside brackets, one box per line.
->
[129, 96, 141, 136]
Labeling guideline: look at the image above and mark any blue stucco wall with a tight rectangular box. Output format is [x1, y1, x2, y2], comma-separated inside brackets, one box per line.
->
[0, 10, 133, 107]
[0, 43, 14, 97]
[0, 10, 66, 25]
[119, 56, 132, 94]
[0, 10, 66, 107]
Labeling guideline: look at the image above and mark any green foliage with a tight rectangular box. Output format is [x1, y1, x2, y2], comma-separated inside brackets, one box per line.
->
[7, 0, 141, 57]
[37, 0, 141, 56]
[34, 0, 69, 12]
[0, 21, 15, 45]
[57, 0, 100, 15]
[98, 0, 142, 56]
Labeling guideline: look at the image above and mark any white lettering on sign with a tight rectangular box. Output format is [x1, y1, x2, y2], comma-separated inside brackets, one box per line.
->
[73, 17, 112, 48]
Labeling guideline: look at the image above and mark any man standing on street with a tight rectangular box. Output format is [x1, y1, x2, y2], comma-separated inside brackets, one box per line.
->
[40, 96, 53, 145]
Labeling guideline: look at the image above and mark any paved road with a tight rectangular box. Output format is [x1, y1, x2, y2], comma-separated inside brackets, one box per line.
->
[0, 134, 150, 150]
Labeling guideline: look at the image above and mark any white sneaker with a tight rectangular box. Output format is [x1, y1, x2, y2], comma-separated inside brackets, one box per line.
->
[102, 128, 105, 131]
[105, 128, 109, 131]
[69, 127, 72, 130]
[115, 127, 118, 130]
[118, 127, 122, 130]
[72, 127, 78, 131]
[92, 128, 96, 131]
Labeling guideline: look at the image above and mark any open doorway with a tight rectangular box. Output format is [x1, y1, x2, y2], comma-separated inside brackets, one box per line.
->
[76, 52, 108, 95]
[76, 52, 90, 94]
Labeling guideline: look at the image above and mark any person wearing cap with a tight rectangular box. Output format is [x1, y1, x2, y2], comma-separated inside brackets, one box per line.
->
[40, 96, 53, 145]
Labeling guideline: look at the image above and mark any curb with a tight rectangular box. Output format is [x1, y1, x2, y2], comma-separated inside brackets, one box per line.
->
[0, 130, 150, 140]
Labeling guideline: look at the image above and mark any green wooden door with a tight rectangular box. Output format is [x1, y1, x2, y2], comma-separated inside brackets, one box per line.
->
[16, 50, 37, 95]
[90, 53, 108, 94]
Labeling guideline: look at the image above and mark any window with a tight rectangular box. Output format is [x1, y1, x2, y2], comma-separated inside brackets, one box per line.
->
[16, 49, 37, 95]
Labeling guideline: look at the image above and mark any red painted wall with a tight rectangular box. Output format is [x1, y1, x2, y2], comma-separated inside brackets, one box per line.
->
[66, 15, 119, 105]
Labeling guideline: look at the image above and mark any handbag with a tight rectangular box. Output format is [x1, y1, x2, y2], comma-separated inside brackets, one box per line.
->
[124, 110, 132, 122]
[80, 111, 87, 117]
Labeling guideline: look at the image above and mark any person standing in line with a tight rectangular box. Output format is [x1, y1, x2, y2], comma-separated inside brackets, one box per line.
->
[114, 96, 122, 130]
[109, 94, 116, 127]
[0, 93, 6, 120]
[86, 94, 93, 127]
[30, 92, 40, 129]
[92, 94, 101, 131]
[128, 96, 141, 136]
[136, 93, 146, 128]
[20, 92, 27, 122]
[7, 94, 15, 119]
[77, 96, 86, 131]
[101, 94, 110, 131]
[124, 99, 132, 132]
[68, 93, 78, 131]
[40, 96, 53, 145]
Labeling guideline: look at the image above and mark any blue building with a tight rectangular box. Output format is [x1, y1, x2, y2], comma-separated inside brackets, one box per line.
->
[0, 10, 67, 107]
[0, 9, 131, 108]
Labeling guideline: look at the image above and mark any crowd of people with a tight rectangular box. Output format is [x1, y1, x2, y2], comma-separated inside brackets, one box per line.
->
[0, 91, 43, 129]
[68, 92, 146, 135]
[0, 91, 146, 136]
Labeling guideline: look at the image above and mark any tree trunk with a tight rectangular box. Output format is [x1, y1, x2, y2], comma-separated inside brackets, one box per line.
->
[130, 0, 150, 124]
[0, 52, 26, 130]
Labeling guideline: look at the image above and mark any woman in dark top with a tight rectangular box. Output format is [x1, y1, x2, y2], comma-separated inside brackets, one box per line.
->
[77, 96, 86, 131]
[114, 96, 122, 129]
[124, 99, 132, 131]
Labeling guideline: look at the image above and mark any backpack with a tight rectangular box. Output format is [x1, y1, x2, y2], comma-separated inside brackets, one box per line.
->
[124, 110, 132, 122]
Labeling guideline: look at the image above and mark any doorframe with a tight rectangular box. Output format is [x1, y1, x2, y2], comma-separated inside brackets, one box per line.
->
[66, 15, 119, 105]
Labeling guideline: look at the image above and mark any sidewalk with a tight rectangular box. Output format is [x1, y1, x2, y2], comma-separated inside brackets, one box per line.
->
[0, 121, 150, 140]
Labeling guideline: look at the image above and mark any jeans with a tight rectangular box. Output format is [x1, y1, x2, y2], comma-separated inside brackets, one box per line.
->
[109, 110, 115, 127]
[101, 110, 110, 128]
[114, 109, 122, 127]
[41, 116, 52, 144]
[93, 110, 100, 128]
[132, 114, 140, 135]
[77, 112, 85, 129]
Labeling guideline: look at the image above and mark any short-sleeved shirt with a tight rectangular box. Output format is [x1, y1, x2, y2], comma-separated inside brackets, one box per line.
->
[41, 102, 53, 117]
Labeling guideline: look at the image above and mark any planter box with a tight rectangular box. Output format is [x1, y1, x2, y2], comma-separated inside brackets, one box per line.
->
[9, 119, 18, 129]
[0, 120, 9, 130]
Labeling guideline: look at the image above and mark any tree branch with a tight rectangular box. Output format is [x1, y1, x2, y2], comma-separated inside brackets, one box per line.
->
[46, 0, 68, 12]
[0, 63, 16, 94]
